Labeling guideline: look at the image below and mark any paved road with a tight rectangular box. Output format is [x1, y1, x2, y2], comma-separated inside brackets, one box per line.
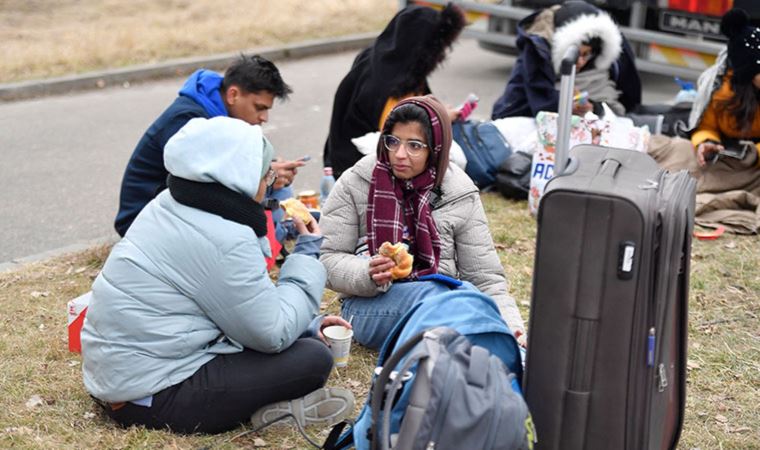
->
[0, 38, 676, 267]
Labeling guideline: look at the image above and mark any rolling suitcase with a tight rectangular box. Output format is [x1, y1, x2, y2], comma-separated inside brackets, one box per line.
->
[523, 46, 696, 450]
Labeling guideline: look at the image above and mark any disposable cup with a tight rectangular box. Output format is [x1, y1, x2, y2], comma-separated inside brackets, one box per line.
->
[323, 325, 354, 367]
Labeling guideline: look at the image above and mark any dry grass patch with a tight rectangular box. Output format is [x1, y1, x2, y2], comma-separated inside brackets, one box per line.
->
[0, 194, 758, 448]
[0, 0, 397, 83]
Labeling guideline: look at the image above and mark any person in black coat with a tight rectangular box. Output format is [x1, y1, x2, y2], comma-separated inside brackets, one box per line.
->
[491, 0, 641, 120]
[323, 4, 465, 179]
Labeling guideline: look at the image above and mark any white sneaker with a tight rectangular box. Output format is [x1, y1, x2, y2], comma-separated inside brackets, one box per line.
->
[250, 387, 355, 429]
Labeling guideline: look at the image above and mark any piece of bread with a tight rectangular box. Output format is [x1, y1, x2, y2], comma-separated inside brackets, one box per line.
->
[280, 198, 312, 224]
[378, 241, 414, 280]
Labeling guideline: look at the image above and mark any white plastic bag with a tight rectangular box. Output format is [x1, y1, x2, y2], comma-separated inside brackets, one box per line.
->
[529, 111, 594, 215]
[491, 117, 540, 155]
[598, 103, 650, 152]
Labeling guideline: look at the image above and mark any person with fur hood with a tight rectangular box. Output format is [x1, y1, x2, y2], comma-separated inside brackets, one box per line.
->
[323, 3, 466, 180]
[491, 0, 641, 119]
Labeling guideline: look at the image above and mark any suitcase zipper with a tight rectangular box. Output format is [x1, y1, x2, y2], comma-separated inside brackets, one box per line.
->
[657, 363, 669, 393]
[636, 169, 666, 449]
[649, 172, 694, 447]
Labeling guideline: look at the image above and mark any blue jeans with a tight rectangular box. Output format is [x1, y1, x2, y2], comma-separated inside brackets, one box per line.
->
[341, 281, 476, 350]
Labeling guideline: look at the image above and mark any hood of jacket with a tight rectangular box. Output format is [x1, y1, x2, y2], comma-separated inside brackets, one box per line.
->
[164, 116, 273, 199]
[550, 8, 622, 74]
[377, 95, 453, 188]
[516, 10, 554, 61]
[178, 69, 228, 118]
[322, 4, 464, 178]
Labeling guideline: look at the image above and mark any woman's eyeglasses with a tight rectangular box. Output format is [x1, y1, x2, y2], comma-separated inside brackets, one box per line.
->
[382, 134, 428, 158]
[264, 167, 278, 188]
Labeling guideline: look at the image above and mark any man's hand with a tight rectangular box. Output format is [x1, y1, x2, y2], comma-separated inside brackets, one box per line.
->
[271, 158, 306, 189]
[368, 255, 395, 286]
[696, 141, 723, 167]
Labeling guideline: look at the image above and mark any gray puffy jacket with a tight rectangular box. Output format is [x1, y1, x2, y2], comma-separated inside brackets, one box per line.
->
[319, 154, 525, 334]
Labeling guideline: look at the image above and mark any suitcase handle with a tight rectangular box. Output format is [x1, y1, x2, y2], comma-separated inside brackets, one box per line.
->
[560, 45, 580, 76]
[556, 45, 580, 176]
[599, 158, 622, 178]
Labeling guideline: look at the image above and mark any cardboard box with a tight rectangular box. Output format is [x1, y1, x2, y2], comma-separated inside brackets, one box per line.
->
[67, 291, 91, 353]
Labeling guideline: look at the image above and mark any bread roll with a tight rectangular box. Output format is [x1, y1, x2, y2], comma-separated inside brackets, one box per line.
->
[378, 241, 414, 280]
[280, 198, 313, 224]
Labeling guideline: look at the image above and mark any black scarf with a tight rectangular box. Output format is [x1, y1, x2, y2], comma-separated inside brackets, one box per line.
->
[167, 175, 268, 237]
[322, 4, 464, 179]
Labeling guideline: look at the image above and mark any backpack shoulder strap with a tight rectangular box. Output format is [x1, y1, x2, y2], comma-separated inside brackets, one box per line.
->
[371, 328, 460, 450]
[370, 329, 427, 450]
[322, 419, 354, 450]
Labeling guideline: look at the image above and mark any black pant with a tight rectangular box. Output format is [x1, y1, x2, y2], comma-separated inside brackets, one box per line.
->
[103, 338, 334, 434]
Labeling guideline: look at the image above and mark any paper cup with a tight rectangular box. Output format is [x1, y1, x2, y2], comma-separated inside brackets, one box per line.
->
[323, 325, 353, 367]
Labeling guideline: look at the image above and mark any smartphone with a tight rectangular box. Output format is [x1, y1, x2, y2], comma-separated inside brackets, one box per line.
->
[457, 93, 479, 121]
[710, 140, 751, 164]
[573, 91, 589, 105]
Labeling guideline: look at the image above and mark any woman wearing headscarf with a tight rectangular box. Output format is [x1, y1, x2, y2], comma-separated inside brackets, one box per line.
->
[81, 117, 353, 433]
[491, 0, 641, 119]
[323, 3, 466, 180]
[320, 96, 525, 350]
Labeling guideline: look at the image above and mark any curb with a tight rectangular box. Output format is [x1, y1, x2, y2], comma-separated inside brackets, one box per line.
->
[0, 235, 119, 274]
[0, 32, 376, 102]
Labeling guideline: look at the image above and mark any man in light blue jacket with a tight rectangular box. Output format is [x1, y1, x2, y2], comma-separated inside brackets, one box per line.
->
[82, 116, 353, 434]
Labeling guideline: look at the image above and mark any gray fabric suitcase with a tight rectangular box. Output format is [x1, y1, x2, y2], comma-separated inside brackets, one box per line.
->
[523, 45, 696, 450]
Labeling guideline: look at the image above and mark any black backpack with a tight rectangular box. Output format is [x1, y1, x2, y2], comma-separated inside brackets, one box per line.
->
[495, 151, 532, 200]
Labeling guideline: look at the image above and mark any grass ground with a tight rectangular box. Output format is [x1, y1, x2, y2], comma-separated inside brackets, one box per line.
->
[0, 194, 757, 449]
[0, 0, 397, 84]
[2, 2, 758, 448]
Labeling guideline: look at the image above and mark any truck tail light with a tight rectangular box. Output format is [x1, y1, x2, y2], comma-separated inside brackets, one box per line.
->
[668, 0, 732, 16]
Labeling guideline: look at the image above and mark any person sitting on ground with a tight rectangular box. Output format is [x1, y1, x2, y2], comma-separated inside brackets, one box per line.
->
[114, 54, 304, 243]
[323, 3, 466, 180]
[491, 0, 641, 120]
[319, 95, 525, 350]
[82, 116, 354, 434]
[690, 8, 760, 169]
[649, 7, 760, 234]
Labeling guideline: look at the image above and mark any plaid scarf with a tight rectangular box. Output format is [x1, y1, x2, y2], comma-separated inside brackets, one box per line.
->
[366, 98, 446, 278]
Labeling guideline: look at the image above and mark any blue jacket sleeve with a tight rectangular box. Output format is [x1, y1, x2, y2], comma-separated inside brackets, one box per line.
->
[195, 237, 327, 354]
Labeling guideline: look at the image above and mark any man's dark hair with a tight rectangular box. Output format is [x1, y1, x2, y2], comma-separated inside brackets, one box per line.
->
[222, 54, 292, 99]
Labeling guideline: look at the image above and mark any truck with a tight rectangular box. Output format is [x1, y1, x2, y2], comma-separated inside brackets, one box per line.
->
[404, 0, 759, 80]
